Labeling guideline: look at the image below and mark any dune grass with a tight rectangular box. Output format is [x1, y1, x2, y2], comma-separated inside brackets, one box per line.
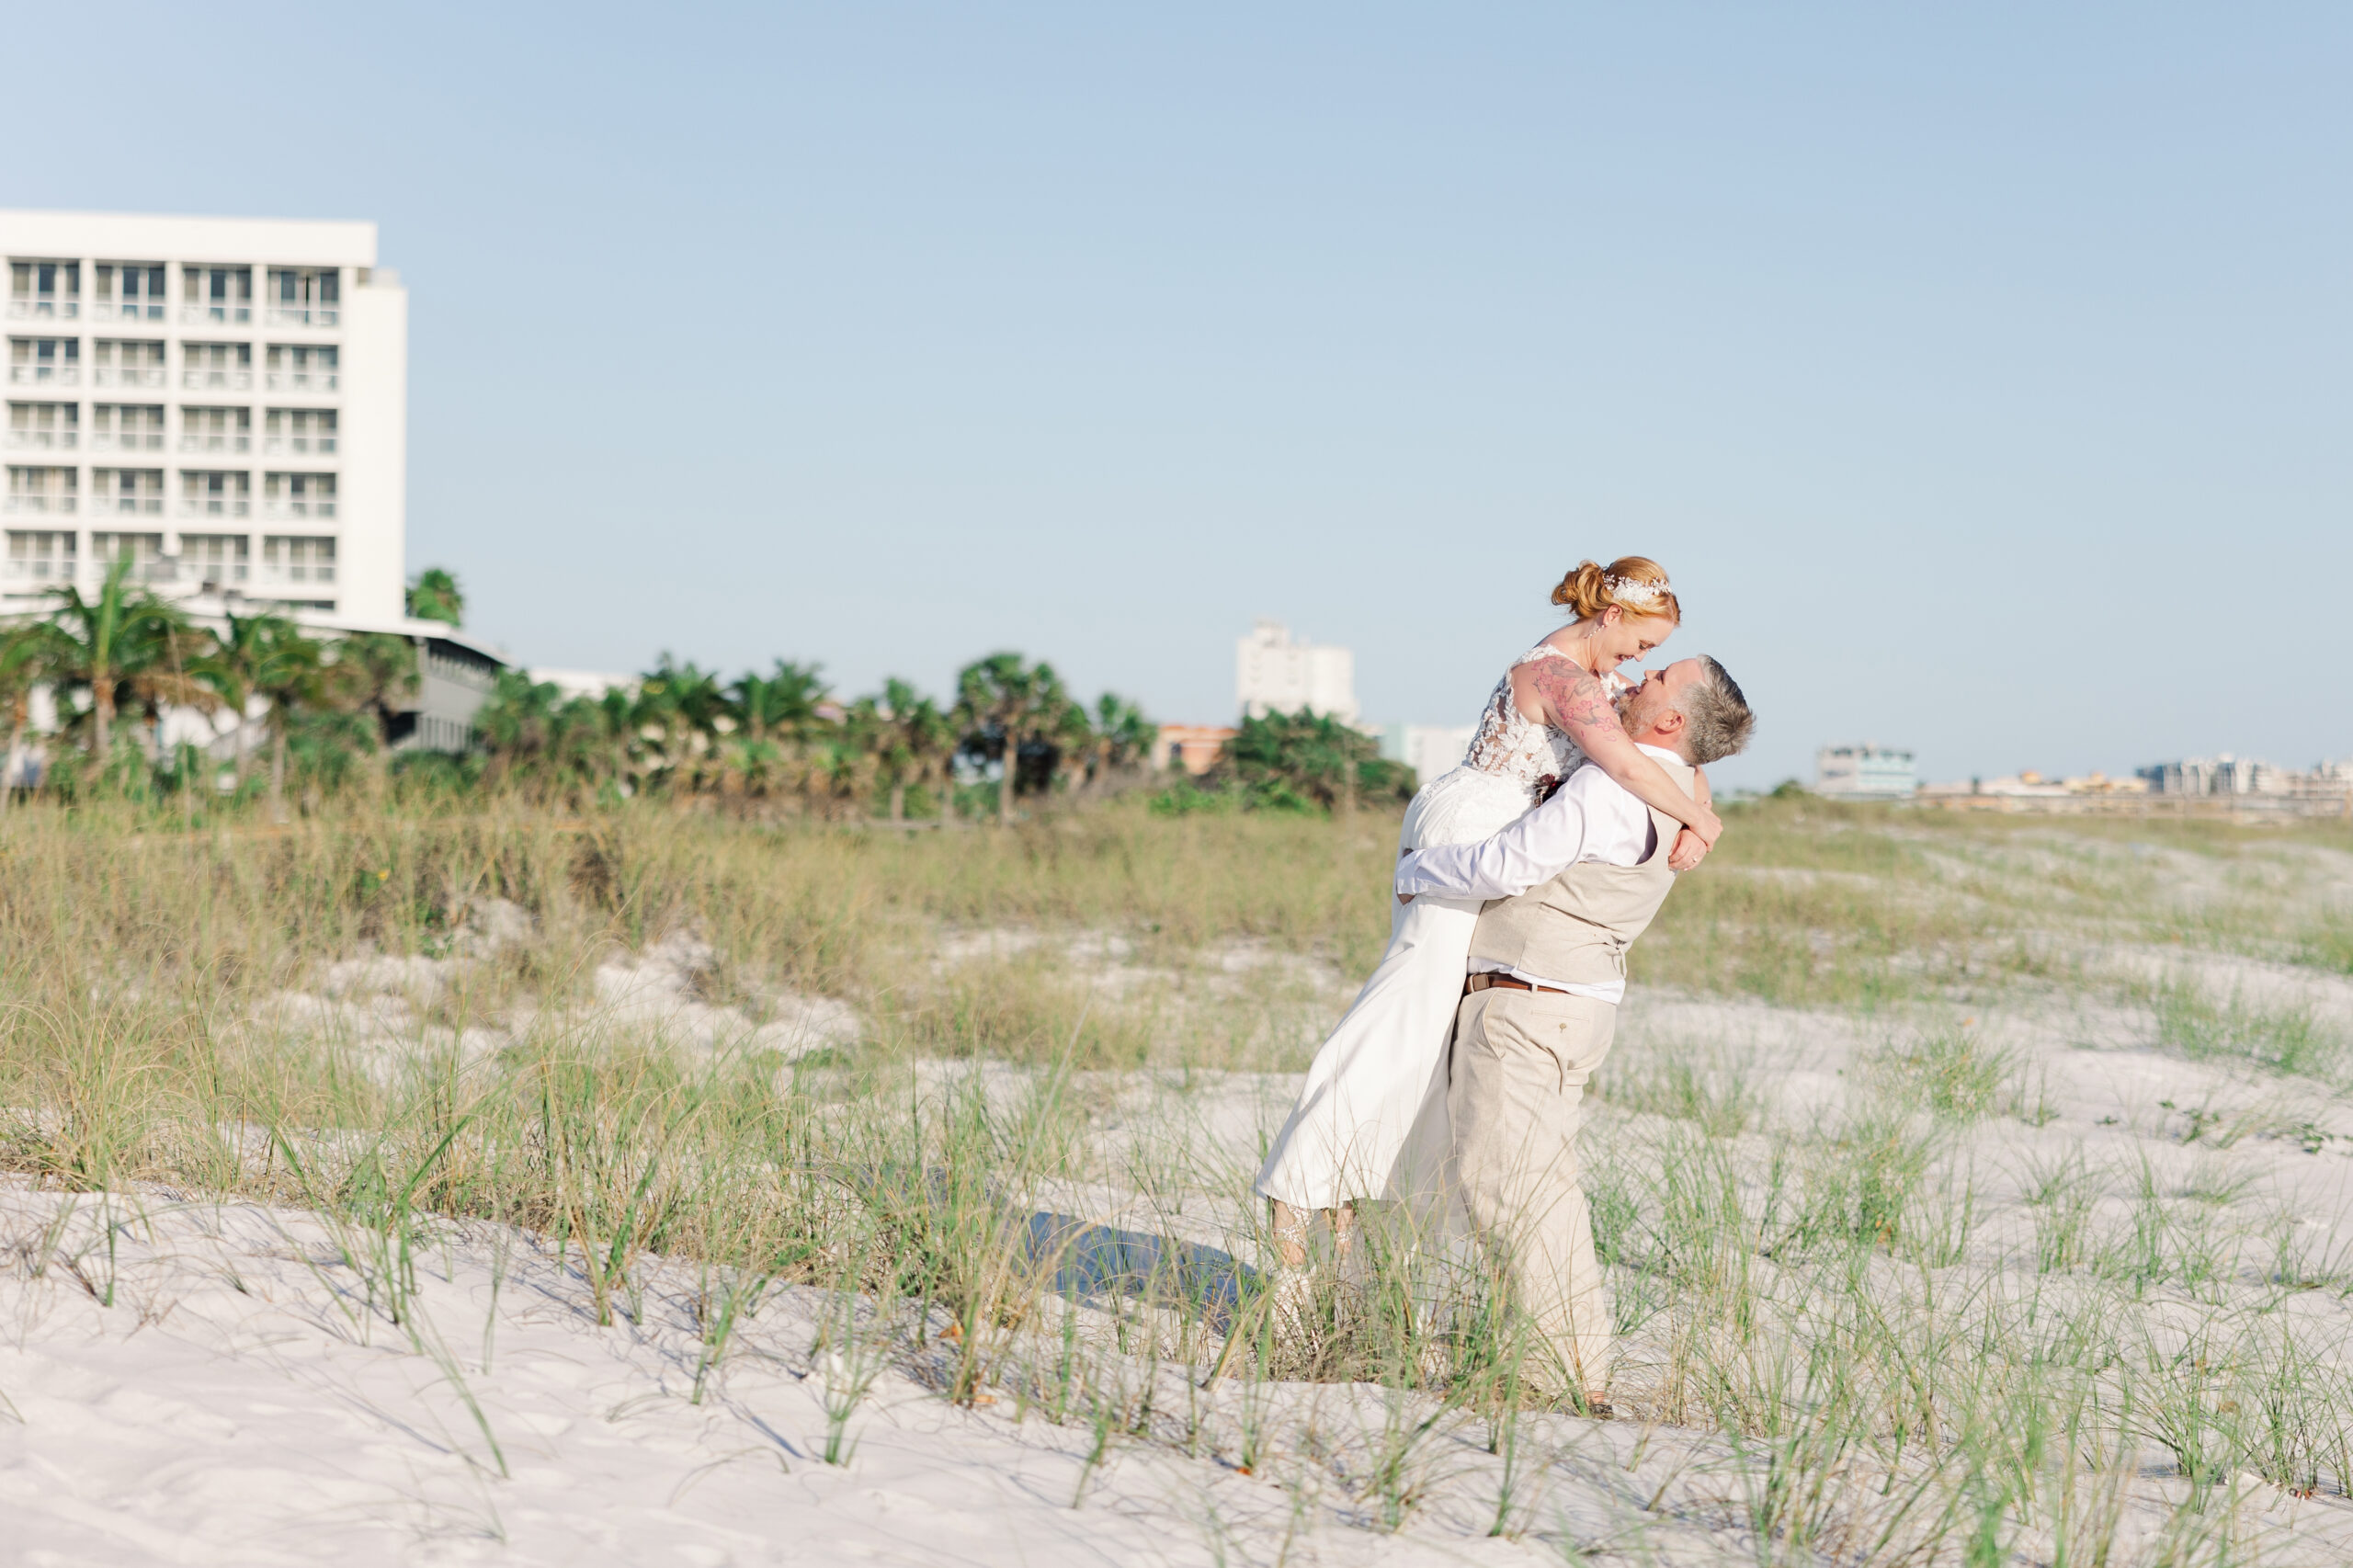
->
[3, 790, 2351, 1562]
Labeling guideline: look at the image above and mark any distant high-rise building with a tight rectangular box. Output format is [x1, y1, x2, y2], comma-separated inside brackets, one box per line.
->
[4, 209, 405, 622]
[1813, 743, 1917, 799]
[2139, 754, 2289, 796]
[1236, 619, 1356, 722]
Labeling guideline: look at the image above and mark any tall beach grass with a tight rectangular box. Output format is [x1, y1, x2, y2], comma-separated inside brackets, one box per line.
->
[3, 790, 2350, 1563]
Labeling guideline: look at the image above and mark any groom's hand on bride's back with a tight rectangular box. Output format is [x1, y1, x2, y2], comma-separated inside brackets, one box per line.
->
[1667, 828, 1710, 872]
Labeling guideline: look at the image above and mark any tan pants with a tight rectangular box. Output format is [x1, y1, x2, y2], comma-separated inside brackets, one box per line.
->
[1448, 987, 1618, 1395]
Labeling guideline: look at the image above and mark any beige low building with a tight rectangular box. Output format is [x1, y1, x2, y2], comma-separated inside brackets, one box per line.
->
[1155, 723, 1236, 776]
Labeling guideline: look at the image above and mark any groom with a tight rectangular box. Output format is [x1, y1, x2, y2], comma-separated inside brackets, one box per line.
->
[1393, 655, 1755, 1408]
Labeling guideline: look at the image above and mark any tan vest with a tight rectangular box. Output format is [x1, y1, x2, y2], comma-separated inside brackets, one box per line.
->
[1467, 756, 1695, 990]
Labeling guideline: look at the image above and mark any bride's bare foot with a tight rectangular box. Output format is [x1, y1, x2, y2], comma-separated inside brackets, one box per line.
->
[1269, 1199, 1358, 1269]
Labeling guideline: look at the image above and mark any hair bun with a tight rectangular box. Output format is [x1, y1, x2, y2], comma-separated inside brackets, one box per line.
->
[1552, 562, 1608, 613]
[1552, 556, 1679, 623]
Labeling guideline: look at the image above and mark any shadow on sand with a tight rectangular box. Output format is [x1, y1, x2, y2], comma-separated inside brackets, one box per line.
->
[1020, 1210, 1256, 1335]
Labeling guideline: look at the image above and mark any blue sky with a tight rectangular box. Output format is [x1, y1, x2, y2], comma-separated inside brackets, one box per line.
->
[8, 4, 2347, 788]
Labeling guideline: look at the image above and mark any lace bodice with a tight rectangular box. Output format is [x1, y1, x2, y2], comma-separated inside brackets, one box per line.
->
[1456, 644, 1626, 801]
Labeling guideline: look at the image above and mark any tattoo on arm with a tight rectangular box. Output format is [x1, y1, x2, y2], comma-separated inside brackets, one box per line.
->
[1520, 662, 1630, 750]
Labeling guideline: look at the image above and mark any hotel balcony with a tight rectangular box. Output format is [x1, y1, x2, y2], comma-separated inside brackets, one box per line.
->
[263, 472, 335, 519]
[180, 345, 252, 392]
[93, 264, 166, 324]
[6, 262, 80, 320]
[91, 532, 172, 583]
[265, 345, 339, 393]
[5, 468, 79, 514]
[181, 266, 254, 326]
[3, 531, 76, 584]
[94, 342, 167, 390]
[6, 406, 78, 449]
[265, 409, 336, 457]
[266, 268, 340, 328]
[179, 472, 252, 517]
[8, 341, 79, 385]
[179, 408, 251, 454]
[92, 410, 167, 453]
[260, 534, 336, 585]
[93, 471, 165, 517]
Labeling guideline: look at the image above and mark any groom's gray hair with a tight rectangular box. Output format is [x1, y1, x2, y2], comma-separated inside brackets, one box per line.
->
[1679, 656, 1755, 766]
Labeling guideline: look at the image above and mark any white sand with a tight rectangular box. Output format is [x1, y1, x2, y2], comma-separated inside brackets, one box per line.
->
[11, 903, 2353, 1563]
[6, 1182, 1495, 1567]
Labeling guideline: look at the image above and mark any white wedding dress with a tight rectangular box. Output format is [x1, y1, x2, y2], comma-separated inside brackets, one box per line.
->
[1256, 643, 1605, 1211]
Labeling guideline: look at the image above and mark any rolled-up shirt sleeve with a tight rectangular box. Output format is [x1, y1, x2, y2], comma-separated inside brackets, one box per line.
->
[1395, 769, 1604, 901]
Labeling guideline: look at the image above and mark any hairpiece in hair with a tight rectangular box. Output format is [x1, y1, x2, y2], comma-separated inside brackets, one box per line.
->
[1605, 573, 1669, 608]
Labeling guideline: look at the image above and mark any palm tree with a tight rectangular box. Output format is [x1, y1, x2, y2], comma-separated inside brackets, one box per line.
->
[730, 660, 826, 745]
[954, 653, 1085, 825]
[806, 718, 876, 821]
[246, 619, 329, 822]
[1086, 693, 1156, 788]
[584, 684, 642, 797]
[1222, 709, 1408, 814]
[637, 655, 729, 792]
[474, 668, 570, 790]
[130, 615, 221, 824]
[328, 632, 422, 750]
[405, 567, 464, 627]
[37, 558, 194, 761]
[861, 677, 955, 822]
[195, 609, 287, 784]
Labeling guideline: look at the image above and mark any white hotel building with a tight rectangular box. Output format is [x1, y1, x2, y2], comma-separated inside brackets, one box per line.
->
[3, 209, 404, 621]
[2, 210, 512, 756]
[1236, 619, 1358, 723]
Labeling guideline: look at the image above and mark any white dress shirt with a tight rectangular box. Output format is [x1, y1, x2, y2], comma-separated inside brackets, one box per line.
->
[1392, 743, 1687, 1003]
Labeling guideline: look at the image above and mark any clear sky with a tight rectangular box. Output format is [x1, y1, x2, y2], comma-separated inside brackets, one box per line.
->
[8, 4, 2347, 789]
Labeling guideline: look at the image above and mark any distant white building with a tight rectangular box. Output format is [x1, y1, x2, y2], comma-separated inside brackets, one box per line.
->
[1813, 743, 1917, 800]
[2141, 755, 2306, 797]
[1379, 722, 1474, 787]
[5, 209, 405, 623]
[1236, 619, 1356, 722]
[2145, 753, 2287, 795]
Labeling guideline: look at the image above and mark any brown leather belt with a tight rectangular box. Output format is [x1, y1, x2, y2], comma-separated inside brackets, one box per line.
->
[1464, 971, 1571, 997]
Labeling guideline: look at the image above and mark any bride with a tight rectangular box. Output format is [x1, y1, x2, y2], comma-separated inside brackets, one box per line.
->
[1256, 556, 1721, 1262]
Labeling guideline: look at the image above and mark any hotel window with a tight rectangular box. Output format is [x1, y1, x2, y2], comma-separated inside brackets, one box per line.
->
[180, 265, 252, 325]
[8, 261, 80, 320]
[6, 402, 78, 450]
[267, 267, 339, 327]
[9, 337, 79, 386]
[5, 528, 76, 582]
[92, 530, 169, 581]
[180, 405, 250, 453]
[180, 532, 248, 585]
[266, 408, 337, 456]
[92, 403, 165, 452]
[6, 466, 77, 514]
[94, 264, 165, 323]
[93, 468, 165, 515]
[264, 471, 335, 518]
[179, 470, 251, 517]
[265, 343, 338, 392]
[181, 341, 251, 391]
[263, 534, 335, 584]
[93, 339, 165, 389]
